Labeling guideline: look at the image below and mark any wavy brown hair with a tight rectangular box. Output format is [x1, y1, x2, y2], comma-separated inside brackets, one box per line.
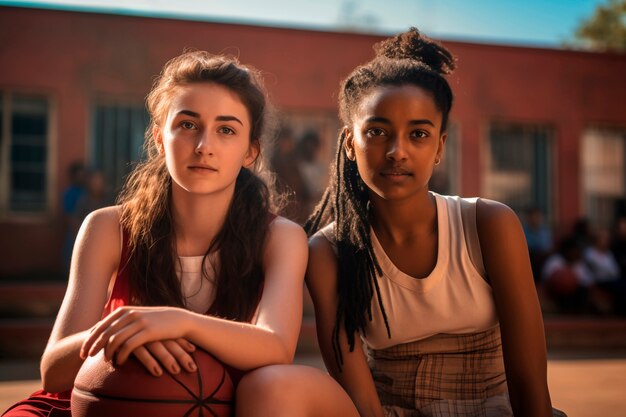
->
[117, 51, 276, 322]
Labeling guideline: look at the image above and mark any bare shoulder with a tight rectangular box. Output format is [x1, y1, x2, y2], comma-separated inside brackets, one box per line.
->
[475, 198, 521, 232]
[74, 205, 123, 266]
[474, 198, 529, 277]
[306, 230, 339, 289]
[264, 215, 308, 267]
[267, 215, 307, 245]
[82, 205, 121, 230]
[308, 231, 336, 262]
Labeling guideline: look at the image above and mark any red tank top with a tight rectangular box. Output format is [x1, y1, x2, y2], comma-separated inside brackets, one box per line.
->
[101, 229, 132, 316]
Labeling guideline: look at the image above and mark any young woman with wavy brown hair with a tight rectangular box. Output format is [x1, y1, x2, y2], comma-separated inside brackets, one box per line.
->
[3, 51, 357, 417]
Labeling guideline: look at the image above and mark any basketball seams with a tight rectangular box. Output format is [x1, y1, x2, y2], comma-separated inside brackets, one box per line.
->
[72, 349, 234, 416]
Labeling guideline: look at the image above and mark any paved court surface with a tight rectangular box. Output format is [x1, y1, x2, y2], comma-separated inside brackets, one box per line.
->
[547, 355, 626, 417]
[1, 353, 625, 416]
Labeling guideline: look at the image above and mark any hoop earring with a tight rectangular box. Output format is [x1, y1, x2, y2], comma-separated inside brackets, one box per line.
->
[435, 158, 441, 165]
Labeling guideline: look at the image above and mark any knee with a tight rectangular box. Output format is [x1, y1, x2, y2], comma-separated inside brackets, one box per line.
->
[236, 364, 295, 412]
[235, 365, 358, 417]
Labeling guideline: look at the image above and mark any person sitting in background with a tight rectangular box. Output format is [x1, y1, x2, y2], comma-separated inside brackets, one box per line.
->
[611, 216, 626, 277]
[523, 207, 553, 283]
[270, 125, 310, 223]
[295, 129, 326, 217]
[572, 217, 593, 253]
[542, 237, 592, 313]
[585, 229, 626, 315]
[75, 170, 114, 224]
[61, 161, 87, 271]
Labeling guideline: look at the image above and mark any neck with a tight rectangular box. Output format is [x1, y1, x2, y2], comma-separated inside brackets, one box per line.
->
[171, 181, 235, 256]
[369, 190, 437, 244]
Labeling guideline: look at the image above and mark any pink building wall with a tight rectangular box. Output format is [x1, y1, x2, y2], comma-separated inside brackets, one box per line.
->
[1, 6, 626, 275]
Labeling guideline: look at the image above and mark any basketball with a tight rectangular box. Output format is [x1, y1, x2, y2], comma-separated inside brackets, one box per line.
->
[548, 267, 579, 295]
[72, 348, 233, 417]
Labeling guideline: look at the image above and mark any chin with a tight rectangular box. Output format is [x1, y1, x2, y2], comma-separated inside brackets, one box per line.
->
[370, 186, 423, 202]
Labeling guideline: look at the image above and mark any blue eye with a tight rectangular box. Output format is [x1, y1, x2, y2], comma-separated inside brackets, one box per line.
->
[181, 121, 196, 130]
[219, 126, 236, 135]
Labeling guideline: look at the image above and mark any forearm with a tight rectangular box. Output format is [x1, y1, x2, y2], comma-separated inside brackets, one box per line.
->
[184, 311, 295, 370]
[319, 334, 385, 417]
[508, 377, 552, 417]
[323, 357, 385, 417]
[502, 326, 553, 417]
[40, 330, 90, 393]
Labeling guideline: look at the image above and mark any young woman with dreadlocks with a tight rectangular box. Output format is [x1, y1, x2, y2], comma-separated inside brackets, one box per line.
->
[305, 28, 566, 417]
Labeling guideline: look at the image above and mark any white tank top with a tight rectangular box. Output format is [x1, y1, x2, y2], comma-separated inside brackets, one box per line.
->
[176, 253, 261, 323]
[176, 254, 218, 313]
[319, 193, 498, 350]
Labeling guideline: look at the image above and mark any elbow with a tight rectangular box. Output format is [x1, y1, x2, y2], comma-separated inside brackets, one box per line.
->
[262, 337, 296, 368]
[41, 371, 70, 394]
[40, 357, 73, 394]
[278, 344, 295, 365]
[265, 340, 293, 366]
[41, 380, 65, 395]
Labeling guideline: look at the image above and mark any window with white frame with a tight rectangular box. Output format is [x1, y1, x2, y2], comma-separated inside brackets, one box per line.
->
[90, 103, 148, 194]
[484, 123, 553, 218]
[582, 127, 626, 228]
[0, 93, 52, 215]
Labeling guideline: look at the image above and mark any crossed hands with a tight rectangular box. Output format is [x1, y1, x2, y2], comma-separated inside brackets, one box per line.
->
[80, 306, 197, 377]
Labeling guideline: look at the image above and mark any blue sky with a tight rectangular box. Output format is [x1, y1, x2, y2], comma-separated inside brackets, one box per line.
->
[1, 0, 606, 47]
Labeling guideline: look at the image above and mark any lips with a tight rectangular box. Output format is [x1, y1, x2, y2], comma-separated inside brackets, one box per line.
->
[380, 168, 412, 176]
[188, 164, 218, 172]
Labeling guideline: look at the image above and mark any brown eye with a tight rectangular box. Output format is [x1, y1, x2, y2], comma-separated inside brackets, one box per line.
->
[366, 128, 387, 137]
[410, 130, 428, 139]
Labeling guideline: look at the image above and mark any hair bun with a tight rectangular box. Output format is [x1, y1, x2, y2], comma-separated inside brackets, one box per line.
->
[374, 27, 456, 75]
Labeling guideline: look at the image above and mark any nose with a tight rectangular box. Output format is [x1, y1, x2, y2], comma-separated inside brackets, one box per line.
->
[386, 135, 408, 162]
[195, 130, 214, 155]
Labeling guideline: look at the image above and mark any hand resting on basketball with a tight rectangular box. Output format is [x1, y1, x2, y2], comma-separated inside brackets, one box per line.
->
[130, 338, 197, 376]
[81, 306, 195, 374]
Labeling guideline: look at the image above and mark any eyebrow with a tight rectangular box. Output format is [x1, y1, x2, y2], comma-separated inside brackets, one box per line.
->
[215, 115, 244, 126]
[365, 116, 434, 127]
[174, 110, 244, 126]
[176, 110, 201, 118]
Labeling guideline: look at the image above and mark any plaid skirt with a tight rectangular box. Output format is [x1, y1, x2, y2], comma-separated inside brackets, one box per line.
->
[366, 325, 566, 417]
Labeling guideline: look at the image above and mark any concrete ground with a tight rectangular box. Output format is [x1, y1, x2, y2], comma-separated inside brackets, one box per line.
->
[1, 351, 625, 417]
[546, 351, 626, 417]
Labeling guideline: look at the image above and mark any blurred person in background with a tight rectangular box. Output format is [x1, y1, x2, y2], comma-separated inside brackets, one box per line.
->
[75, 170, 115, 224]
[585, 229, 626, 315]
[270, 124, 310, 223]
[523, 207, 553, 284]
[571, 217, 593, 254]
[61, 161, 87, 272]
[542, 237, 593, 313]
[611, 215, 626, 277]
[295, 129, 326, 217]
